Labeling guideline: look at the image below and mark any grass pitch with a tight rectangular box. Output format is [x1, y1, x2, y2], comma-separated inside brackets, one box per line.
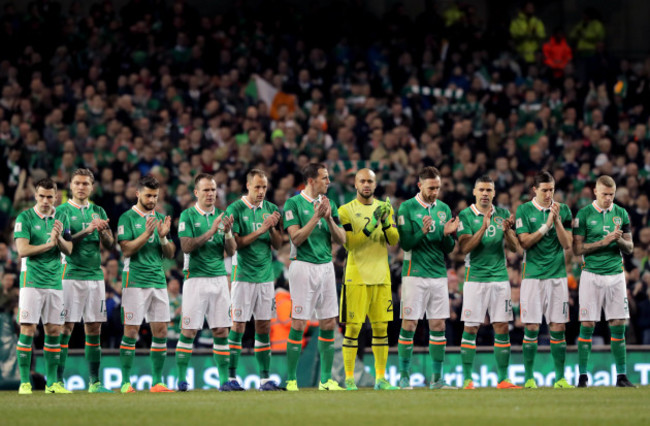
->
[2, 387, 648, 425]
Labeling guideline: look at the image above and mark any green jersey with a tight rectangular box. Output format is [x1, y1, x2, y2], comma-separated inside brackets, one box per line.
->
[117, 206, 167, 288]
[573, 201, 630, 275]
[515, 200, 572, 279]
[283, 191, 341, 264]
[226, 197, 279, 283]
[178, 204, 227, 279]
[59, 200, 108, 281]
[397, 195, 455, 278]
[457, 204, 510, 282]
[14, 206, 70, 289]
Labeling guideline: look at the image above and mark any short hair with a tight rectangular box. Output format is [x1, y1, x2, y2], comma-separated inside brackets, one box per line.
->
[71, 168, 95, 183]
[533, 171, 554, 188]
[302, 163, 327, 183]
[194, 173, 215, 187]
[596, 175, 616, 188]
[474, 175, 494, 186]
[34, 177, 57, 192]
[419, 166, 441, 181]
[137, 175, 160, 190]
[247, 169, 267, 182]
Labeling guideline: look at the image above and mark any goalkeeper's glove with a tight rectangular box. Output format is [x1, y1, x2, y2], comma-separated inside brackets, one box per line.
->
[380, 197, 392, 225]
[363, 205, 383, 236]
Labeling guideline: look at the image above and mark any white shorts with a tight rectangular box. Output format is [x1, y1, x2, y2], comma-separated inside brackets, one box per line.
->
[62, 280, 107, 323]
[400, 277, 450, 320]
[231, 281, 276, 322]
[182, 276, 232, 329]
[461, 281, 513, 325]
[579, 271, 629, 321]
[520, 278, 569, 324]
[121, 287, 171, 325]
[288, 260, 338, 320]
[18, 287, 65, 325]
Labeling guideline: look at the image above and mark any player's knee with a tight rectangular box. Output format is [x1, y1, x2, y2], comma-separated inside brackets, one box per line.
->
[463, 325, 479, 334]
[548, 323, 564, 332]
[609, 319, 625, 327]
[84, 322, 101, 335]
[371, 322, 388, 336]
[20, 324, 36, 336]
[581, 321, 596, 328]
[254, 320, 271, 334]
[62, 322, 75, 335]
[344, 323, 362, 338]
[291, 319, 307, 331]
[320, 317, 337, 330]
[181, 329, 198, 339]
[429, 319, 445, 332]
[492, 322, 509, 334]
[43, 323, 62, 336]
[232, 322, 246, 333]
[211, 327, 228, 338]
[400, 320, 417, 332]
[525, 323, 540, 332]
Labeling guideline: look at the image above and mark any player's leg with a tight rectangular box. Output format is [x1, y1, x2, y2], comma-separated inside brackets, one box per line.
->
[212, 327, 232, 390]
[228, 280, 248, 382]
[339, 284, 365, 390]
[174, 278, 204, 390]
[59, 322, 74, 384]
[253, 281, 278, 389]
[84, 279, 109, 392]
[17, 287, 41, 394]
[316, 262, 343, 391]
[489, 282, 519, 389]
[520, 278, 541, 388]
[548, 278, 572, 388]
[577, 271, 601, 387]
[43, 288, 71, 393]
[398, 277, 423, 389]
[120, 287, 144, 392]
[286, 318, 307, 390]
[398, 319, 416, 389]
[605, 273, 634, 387]
[427, 278, 454, 389]
[148, 287, 173, 392]
[369, 285, 395, 390]
[285, 261, 314, 390]
[175, 328, 197, 391]
[460, 281, 486, 389]
[228, 321, 245, 381]
[59, 279, 83, 385]
[208, 276, 236, 391]
[460, 324, 479, 389]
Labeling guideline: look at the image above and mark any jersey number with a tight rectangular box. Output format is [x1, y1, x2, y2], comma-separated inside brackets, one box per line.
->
[485, 225, 496, 238]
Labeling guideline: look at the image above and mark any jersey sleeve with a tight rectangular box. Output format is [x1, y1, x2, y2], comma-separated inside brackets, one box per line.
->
[456, 210, 472, 237]
[397, 202, 424, 251]
[99, 206, 108, 221]
[573, 208, 586, 237]
[561, 204, 572, 231]
[178, 210, 192, 238]
[515, 205, 530, 235]
[330, 201, 342, 227]
[13, 213, 30, 240]
[441, 205, 455, 253]
[339, 203, 351, 231]
[117, 213, 133, 241]
[59, 211, 70, 231]
[621, 208, 631, 233]
[283, 198, 299, 229]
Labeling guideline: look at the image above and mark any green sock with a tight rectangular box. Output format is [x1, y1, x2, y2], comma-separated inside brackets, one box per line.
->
[44, 334, 61, 386]
[17, 334, 33, 384]
[429, 331, 446, 382]
[213, 337, 230, 387]
[460, 331, 477, 382]
[57, 334, 71, 382]
[522, 328, 539, 381]
[609, 325, 627, 375]
[494, 333, 511, 383]
[398, 329, 415, 378]
[85, 334, 102, 383]
[150, 337, 167, 385]
[578, 325, 594, 375]
[227, 330, 244, 378]
[120, 336, 137, 385]
[318, 329, 335, 383]
[254, 333, 271, 379]
[175, 334, 194, 383]
[550, 330, 567, 381]
[286, 328, 304, 381]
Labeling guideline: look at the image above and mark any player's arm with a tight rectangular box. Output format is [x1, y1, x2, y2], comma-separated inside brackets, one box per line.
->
[180, 213, 223, 253]
[441, 214, 459, 254]
[616, 232, 633, 255]
[287, 204, 325, 247]
[53, 219, 73, 256]
[458, 212, 490, 255]
[340, 205, 367, 250]
[15, 238, 56, 257]
[120, 216, 157, 257]
[516, 206, 546, 250]
[269, 224, 283, 250]
[553, 205, 573, 250]
[234, 211, 282, 249]
[397, 206, 425, 251]
[99, 227, 114, 250]
[325, 199, 346, 245]
[222, 214, 237, 257]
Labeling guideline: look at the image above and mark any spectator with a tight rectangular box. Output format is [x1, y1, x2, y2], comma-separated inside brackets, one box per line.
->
[510, 2, 546, 64]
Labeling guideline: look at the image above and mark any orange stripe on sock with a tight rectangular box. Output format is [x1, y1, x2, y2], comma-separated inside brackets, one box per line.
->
[578, 338, 592, 342]
[229, 345, 242, 350]
[16, 347, 31, 352]
[398, 340, 413, 345]
[213, 351, 229, 356]
[150, 348, 166, 352]
[43, 347, 61, 352]
[175, 348, 193, 353]
[318, 337, 335, 342]
[287, 338, 302, 345]
[494, 343, 511, 348]
[429, 341, 446, 345]
[611, 337, 624, 342]
[550, 340, 566, 344]
[120, 345, 135, 351]
[460, 344, 476, 349]
[60, 344, 69, 348]
[254, 347, 271, 352]
[523, 339, 537, 343]
[85, 342, 100, 346]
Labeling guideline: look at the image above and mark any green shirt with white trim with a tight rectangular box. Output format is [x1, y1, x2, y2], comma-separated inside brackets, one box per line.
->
[283, 191, 341, 264]
[178, 204, 227, 279]
[59, 200, 108, 281]
[397, 194, 454, 278]
[117, 206, 167, 288]
[573, 201, 630, 276]
[14, 206, 70, 289]
[515, 200, 572, 279]
[226, 197, 279, 283]
[457, 204, 510, 282]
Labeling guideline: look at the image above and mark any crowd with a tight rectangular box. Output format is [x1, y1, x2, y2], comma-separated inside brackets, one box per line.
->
[1, 0, 650, 351]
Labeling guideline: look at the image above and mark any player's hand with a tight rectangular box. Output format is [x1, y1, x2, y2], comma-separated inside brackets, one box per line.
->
[157, 216, 171, 238]
[211, 212, 224, 234]
[380, 197, 392, 224]
[422, 215, 433, 234]
[321, 197, 332, 219]
[551, 203, 561, 224]
[222, 214, 234, 233]
[482, 208, 492, 230]
[144, 216, 157, 236]
[444, 217, 459, 236]
[51, 220, 63, 240]
[315, 200, 327, 218]
[364, 205, 382, 235]
[262, 212, 279, 230]
[603, 225, 623, 244]
[502, 214, 515, 231]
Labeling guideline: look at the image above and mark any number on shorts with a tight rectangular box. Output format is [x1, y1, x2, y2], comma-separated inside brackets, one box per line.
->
[505, 299, 512, 313]
[100, 300, 105, 313]
[387, 300, 393, 312]
[563, 302, 568, 315]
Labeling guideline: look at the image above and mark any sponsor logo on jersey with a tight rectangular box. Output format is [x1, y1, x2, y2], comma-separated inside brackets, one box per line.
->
[135, 224, 142, 229]
[416, 214, 422, 218]
[398, 215, 405, 225]
[530, 217, 537, 222]
[458, 222, 464, 231]
[71, 216, 78, 221]
[303, 210, 309, 214]
[573, 218, 579, 227]
[590, 221, 597, 225]
[35, 225, 41, 230]
[243, 216, 249, 221]
[473, 219, 480, 224]
[195, 223, 201, 227]
[516, 218, 523, 228]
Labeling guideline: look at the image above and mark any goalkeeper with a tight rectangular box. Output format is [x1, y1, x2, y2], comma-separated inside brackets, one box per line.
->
[338, 169, 399, 390]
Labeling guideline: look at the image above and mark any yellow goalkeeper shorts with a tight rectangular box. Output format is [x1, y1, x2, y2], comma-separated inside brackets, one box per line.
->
[339, 283, 394, 323]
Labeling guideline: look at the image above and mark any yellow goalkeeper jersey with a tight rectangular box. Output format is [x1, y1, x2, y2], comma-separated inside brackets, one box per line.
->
[339, 198, 399, 285]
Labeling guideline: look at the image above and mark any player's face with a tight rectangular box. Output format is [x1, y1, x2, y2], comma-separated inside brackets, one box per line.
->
[247, 175, 268, 203]
[473, 182, 495, 208]
[594, 183, 615, 209]
[195, 178, 217, 208]
[310, 168, 330, 196]
[533, 182, 554, 207]
[136, 187, 159, 211]
[35, 187, 56, 213]
[418, 177, 441, 204]
[355, 170, 376, 200]
[70, 175, 93, 202]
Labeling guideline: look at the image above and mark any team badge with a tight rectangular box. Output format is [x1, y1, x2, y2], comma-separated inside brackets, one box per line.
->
[294, 306, 303, 314]
[92, 213, 100, 220]
[125, 312, 134, 321]
[183, 316, 191, 326]
[493, 216, 504, 225]
[349, 312, 355, 319]
[464, 309, 471, 317]
[233, 309, 242, 318]
[580, 308, 588, 319]
[118, 225, 124, 235]
[403, 307, 412, 316]
[613, 216, 622, 226]
[262, 213, 270, 220]
[437, 211, 447, 222]
[20, 310, 29, 320]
